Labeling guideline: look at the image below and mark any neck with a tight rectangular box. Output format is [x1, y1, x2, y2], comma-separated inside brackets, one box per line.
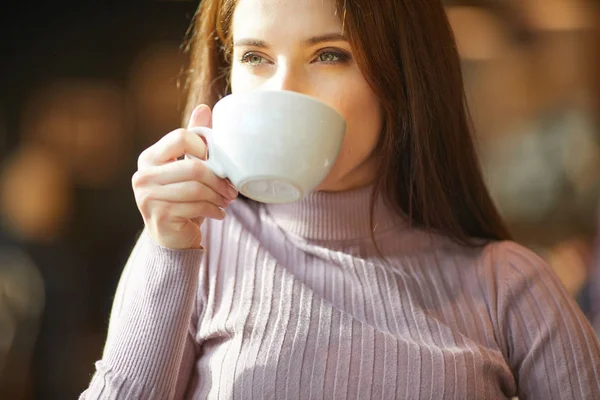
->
[264, 184, 404, 242]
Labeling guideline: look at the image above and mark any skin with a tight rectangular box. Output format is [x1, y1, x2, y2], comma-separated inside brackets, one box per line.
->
[133, 0, 382, 249]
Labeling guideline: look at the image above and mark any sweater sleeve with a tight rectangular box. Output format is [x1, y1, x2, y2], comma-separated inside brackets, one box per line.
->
[80, 229, 205, 400]
[494, 242, 600, 400]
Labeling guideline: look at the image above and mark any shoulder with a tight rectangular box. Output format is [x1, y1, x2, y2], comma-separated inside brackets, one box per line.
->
[431, 237, 547, 270]
[423, 238, 566, 319]
[377, 230, 551, 282]
[481, 240, 545, 268]
[478, 240, 559, 290]
[464, 240, 567, 309]
[478, 241, 577, 342]
[398, 233, 549, 277]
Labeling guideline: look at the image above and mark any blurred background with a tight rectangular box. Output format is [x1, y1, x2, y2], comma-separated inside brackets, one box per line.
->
[0, 0, 599, 398]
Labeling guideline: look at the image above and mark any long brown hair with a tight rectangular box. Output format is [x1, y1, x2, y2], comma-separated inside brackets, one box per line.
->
[182, 0, 511, 245]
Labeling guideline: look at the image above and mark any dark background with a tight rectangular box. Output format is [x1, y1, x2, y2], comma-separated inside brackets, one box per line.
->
[1, 2, 198, 398]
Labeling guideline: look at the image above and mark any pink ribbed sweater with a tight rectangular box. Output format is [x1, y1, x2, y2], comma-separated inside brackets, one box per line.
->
[81, 186, 600, 399]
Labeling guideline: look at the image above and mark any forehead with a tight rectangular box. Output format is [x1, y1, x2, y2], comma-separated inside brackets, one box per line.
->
[232, 0, 342, 38]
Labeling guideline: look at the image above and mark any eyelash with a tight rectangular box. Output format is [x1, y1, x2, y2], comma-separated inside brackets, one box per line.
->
[240, 52, 270, 66]
[239, 49, 351, 66]
[314, 49, 351, 64]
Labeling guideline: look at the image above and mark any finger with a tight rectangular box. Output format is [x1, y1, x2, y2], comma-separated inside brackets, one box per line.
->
[161, 201, 226, 220]
[135, 159, 238, 200]
[149, 181, 230, 208]
[187, 104, 212, 129]
[140, 129, 208, 166]
[185, 104, 212, 160]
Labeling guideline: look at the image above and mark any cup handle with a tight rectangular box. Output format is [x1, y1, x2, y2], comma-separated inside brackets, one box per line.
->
[187, 126, 227, 179]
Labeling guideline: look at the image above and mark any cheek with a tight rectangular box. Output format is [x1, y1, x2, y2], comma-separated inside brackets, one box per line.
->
[330, 84, 382, 169]
[230, 65, 261, 93]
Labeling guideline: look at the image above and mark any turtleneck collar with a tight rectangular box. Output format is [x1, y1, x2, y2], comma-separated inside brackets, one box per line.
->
[264, 185, 405, 242]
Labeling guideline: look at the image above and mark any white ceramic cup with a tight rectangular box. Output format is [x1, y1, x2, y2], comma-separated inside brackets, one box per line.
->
[189, 90, 346, 203]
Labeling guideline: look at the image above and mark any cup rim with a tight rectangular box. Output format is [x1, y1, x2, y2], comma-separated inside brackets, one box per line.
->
[215, 89, 345, 122]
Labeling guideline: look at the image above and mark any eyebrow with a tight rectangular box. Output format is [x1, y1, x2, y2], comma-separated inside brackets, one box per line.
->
[304, 33, 348, 46]
[233, 33, 348, 48]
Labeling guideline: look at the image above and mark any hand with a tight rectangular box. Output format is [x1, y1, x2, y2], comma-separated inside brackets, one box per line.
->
[132, 105, 238, 249]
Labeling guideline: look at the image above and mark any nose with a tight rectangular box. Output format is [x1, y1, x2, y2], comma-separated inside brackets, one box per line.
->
[264, 62, 306, 94]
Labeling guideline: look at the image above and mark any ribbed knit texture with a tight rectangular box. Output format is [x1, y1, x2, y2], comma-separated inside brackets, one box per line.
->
[81, 185, 600, 399]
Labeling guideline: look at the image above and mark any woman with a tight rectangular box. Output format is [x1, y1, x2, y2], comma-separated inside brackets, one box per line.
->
[81, 0, 600, 398]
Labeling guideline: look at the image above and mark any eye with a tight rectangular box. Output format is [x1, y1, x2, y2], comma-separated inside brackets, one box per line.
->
[240, 52, 270, 66]
[318, 52, 340, 63]
[313, 49, 351, 65]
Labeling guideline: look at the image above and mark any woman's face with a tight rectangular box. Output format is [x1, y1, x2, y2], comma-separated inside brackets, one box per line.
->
[230, 0, 383, 192]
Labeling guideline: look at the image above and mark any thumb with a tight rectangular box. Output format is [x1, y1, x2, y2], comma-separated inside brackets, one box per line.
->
[187, 104, 212, 129]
